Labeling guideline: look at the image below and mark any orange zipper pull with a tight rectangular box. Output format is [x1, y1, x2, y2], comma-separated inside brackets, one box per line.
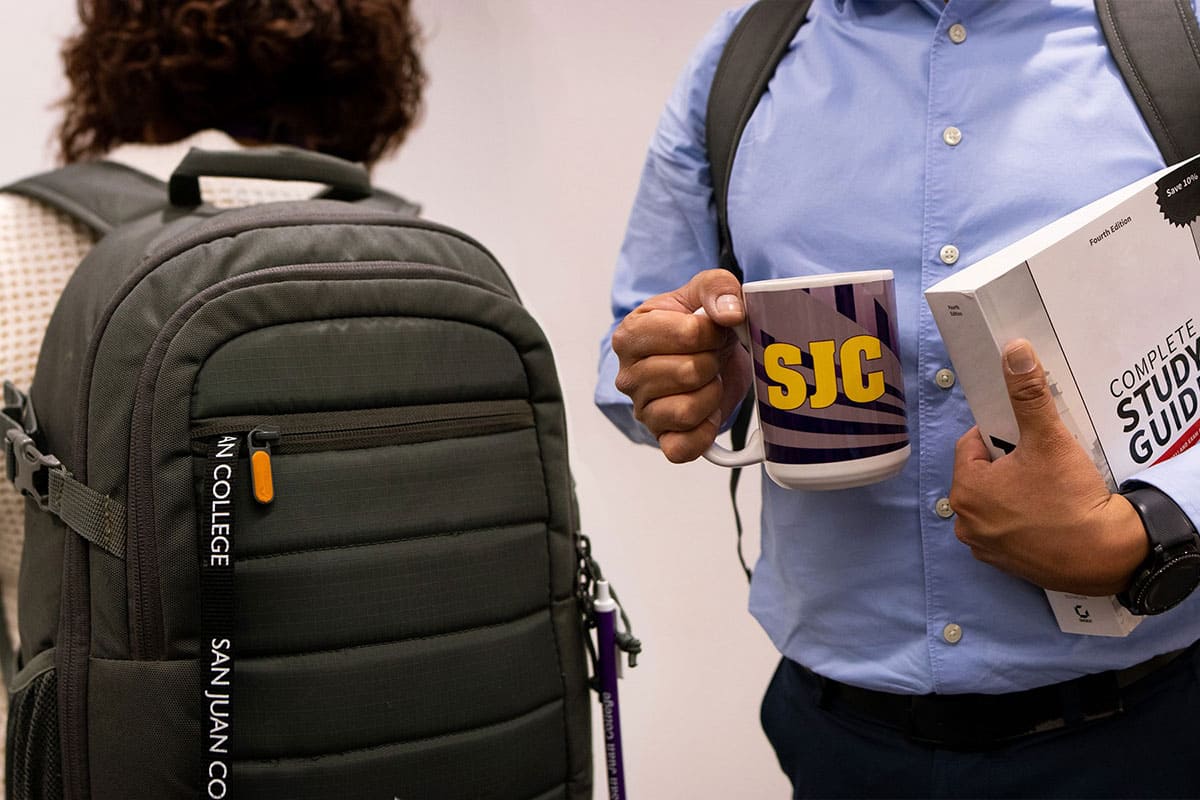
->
[247, 426, 279, 505]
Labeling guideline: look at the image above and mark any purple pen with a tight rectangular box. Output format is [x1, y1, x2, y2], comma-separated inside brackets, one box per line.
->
[594, 580, 626, 800]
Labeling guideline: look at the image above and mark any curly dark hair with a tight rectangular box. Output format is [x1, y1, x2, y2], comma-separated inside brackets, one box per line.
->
[58, 0, 425, 166]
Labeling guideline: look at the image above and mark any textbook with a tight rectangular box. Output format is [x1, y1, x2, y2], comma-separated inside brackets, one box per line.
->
[925, 157, 1200, 637]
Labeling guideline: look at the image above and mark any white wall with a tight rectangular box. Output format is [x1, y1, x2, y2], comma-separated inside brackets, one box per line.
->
[1, 3, 788, 798]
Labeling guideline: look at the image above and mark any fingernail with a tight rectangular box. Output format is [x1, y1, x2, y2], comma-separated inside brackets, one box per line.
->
[707, 409, 723, 428]
[716, 294, 742, 315]
[1005, 342, 1036, 374]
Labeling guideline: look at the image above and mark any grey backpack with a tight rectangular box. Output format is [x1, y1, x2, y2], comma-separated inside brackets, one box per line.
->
[1, 148, 593, 799]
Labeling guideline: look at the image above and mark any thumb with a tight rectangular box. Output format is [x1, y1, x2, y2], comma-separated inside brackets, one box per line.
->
[674, 269, 745, 328]
[1002, 339, 1063, 441]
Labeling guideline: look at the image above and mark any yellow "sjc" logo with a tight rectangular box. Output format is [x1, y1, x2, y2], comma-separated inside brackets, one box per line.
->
[764, 335, 885, 410]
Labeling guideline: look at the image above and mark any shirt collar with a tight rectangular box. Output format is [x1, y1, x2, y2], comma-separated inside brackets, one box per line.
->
[834, 0, 948, 19]
[105, 129, 243, 183]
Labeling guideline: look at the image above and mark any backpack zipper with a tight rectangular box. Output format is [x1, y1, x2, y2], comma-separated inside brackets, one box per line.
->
[246, 427, 279, 505]
[190, 400, 536, 504]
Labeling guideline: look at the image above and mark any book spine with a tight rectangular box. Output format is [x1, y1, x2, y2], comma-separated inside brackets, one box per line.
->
[926, 287, 1015, 459]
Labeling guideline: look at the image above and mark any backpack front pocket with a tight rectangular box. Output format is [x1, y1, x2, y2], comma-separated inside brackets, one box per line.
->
[187, 399, 573, 799]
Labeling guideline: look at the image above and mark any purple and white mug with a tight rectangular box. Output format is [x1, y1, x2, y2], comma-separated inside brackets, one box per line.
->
[705, 270, 910, 490]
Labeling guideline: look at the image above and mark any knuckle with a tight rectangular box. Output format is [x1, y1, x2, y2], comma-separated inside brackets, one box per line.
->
[659, 434, 702, 464]
[681, 313, 708, 346]
[948, 484, 965, 511]
[675, 358, 700, 388]
[668, 398, 705, 430]
[699, 268, 741, 294]
[677, 355, 714, 389]
[630, 396, 655, 426]
[613, 369, 637, 398]
[1008, 374, 1050, 406]
[610, 322, 634, 357]
[662, 445, 691, 464]
[640, 395, 702, 434]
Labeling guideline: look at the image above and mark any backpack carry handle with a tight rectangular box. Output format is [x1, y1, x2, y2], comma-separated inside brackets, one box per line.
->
[168, 146, 373, 206]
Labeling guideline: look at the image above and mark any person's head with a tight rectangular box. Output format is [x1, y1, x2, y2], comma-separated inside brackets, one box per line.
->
[58, 0, 425, 167]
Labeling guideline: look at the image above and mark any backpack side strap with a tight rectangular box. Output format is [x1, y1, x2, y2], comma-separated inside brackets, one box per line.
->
[1096, 0, 1200, 165]
[2, 382, 125, 560]
[2, 161, 169, 236]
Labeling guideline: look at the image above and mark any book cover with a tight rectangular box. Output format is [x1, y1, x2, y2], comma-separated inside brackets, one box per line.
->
[925, 157, 1200, 636]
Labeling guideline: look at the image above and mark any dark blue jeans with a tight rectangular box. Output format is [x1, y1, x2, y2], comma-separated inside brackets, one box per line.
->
[761, 648, 1200, 798]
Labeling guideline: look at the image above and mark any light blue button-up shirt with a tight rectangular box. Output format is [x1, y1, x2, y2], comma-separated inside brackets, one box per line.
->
[596, 0, 1200, 694]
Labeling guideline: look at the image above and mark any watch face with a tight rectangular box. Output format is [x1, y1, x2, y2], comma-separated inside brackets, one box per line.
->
[1145, 555, 1200, 613]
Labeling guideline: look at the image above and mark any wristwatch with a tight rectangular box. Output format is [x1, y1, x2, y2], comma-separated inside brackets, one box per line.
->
[1117, 484, 1200, 615]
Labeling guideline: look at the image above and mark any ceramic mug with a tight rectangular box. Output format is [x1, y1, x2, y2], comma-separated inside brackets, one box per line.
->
[704, 270, 910, 490]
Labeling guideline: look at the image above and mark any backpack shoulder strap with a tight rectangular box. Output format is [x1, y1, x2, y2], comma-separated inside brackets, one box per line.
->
[704, 0, 812, 583]
[1096, 0, 1200, 165]
[350, 186, 423, 217]
[2, 161, 169, 236]
[705, 0, 812, 280]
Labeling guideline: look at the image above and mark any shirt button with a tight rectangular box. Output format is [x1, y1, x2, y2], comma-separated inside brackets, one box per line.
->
[948, 23, 967, 44]
[943, 623, 963, 644]
[939, 244, 960, 265]
[935, 368, 956, 389]
[942, 126, 962, 146]
[935, 497, 954, 518]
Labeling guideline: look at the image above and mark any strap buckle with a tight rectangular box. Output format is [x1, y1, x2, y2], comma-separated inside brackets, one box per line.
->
[5, 429, 62, 511]
[2, 382, 60, 511]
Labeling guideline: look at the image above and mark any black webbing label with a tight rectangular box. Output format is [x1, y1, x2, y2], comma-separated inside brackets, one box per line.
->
[202, 435, 240, 800]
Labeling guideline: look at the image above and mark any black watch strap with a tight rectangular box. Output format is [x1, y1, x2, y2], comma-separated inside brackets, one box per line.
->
[1118, 484, 1200, 615]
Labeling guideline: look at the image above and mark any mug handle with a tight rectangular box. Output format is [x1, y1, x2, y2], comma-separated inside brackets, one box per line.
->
[704, 426, 764, 466]
[691, 308, 764, 468]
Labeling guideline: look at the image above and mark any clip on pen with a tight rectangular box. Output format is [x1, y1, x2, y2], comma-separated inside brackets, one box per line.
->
[594, 579, 627, 800]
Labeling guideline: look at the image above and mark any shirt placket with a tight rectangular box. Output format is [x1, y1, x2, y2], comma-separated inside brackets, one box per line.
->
[918, 1, 973, 693]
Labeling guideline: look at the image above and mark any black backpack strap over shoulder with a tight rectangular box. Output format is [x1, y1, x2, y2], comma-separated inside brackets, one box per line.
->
[1096, 0, 1200, 164]
[706, 0, 812, 280]
[705, 0, 812, 582]
[3, 161, 169, 236]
